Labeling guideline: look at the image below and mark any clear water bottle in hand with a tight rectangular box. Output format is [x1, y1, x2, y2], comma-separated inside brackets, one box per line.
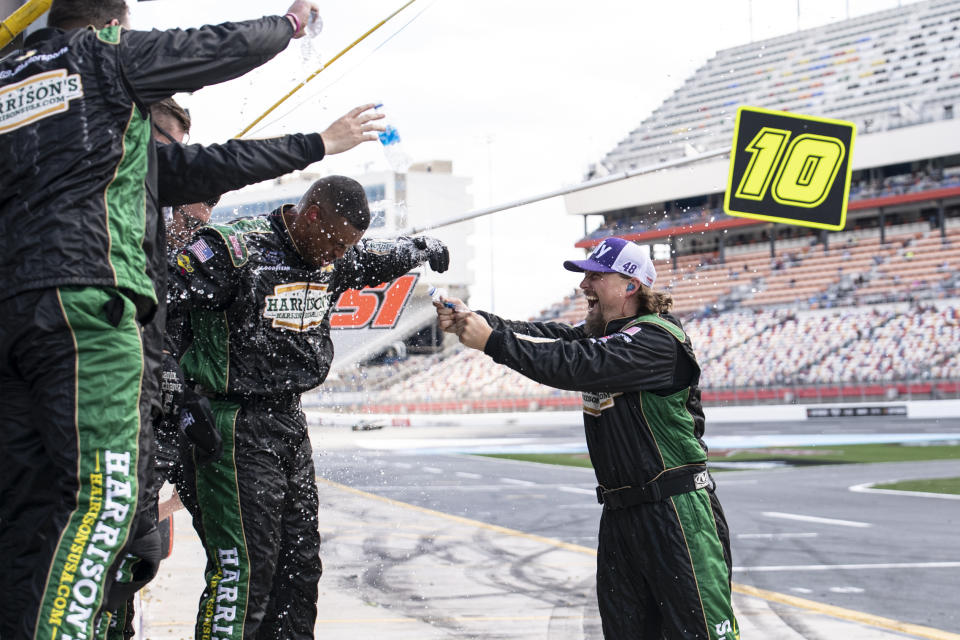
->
[375, 104, 412, 173]
[306, 10, 323, 37]
[299, 10, 323, 59]
[428, 285, 456, 309]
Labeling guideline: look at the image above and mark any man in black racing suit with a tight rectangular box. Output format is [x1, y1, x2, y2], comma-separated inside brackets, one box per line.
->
[0, 1, 325, 638]
[436, 236, 739, 640]
[96, 94, 386, 638]
[166, 175, 449, 640]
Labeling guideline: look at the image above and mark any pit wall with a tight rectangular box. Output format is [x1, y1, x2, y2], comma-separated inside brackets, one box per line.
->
[307, 399, 960, 427]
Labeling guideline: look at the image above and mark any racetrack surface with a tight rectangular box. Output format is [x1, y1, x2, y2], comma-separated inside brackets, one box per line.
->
[311, 416, 960, 636]
[137, 416, 959, 638]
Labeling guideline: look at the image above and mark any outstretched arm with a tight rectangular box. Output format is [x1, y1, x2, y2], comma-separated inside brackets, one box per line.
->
[120, 16, 296, 103]
[435, 300, 585, 342]
[157, 134, 325, 207]
[335, 236, 449, 292]
[448, 311, 680, 394]
[157, 104, 383, 207]
[121, 1, 318, 103]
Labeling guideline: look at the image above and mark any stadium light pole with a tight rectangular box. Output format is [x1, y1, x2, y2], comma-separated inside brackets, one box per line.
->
[407, 147, 730, 235]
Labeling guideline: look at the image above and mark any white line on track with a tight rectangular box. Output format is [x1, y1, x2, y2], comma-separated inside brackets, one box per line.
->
[708, 478, 759, 485]
[422, 466, 443, 474]
[734, 561, 960, 573]
[737, 532, 819, 540]
[849, 481, 960, 500]
[558, 486, 595, 495]
[500, 477, 537, 486]
[455, 471, 482, 479]
[762, 511, 871, 528]
[393, 462, 412, 469]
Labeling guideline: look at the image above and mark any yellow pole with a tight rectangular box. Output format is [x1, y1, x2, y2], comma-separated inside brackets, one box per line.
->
[0, 0, 52, 50]
[235, 0, 418, 139]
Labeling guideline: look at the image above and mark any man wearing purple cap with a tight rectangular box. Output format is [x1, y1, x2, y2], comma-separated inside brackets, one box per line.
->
[436, 237, 738, 640]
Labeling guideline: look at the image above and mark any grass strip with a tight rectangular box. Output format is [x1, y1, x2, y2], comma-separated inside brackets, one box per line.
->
[479, 444, 960, 469]
[873, 477, 960, 495]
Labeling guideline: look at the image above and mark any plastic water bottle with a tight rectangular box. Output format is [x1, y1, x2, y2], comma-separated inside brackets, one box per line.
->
[428, 285, 456, 309]
[299, 10, 323, 59]
[306, 10, 323, 37]
[374, 104, 412, 173]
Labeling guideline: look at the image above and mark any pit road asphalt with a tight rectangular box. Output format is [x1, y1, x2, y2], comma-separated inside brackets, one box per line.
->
[137, 418, 960, 639]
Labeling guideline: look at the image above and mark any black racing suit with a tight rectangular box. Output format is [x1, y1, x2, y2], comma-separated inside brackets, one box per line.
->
[102, 134, 331, 640]
[166, 210, 434, 639]
[0, 17, 298, 640]
[479, 312, 739, 640]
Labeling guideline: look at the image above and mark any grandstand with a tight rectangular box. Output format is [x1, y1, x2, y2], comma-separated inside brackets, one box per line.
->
[587, 0, 960, 173]
[311, 0, 960, 413]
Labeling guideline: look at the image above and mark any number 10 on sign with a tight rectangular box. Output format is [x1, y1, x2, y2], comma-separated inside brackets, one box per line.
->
[724, 107, 856, 231]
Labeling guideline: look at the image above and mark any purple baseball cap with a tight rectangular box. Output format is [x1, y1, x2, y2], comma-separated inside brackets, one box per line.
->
[563, 237, 657, 287]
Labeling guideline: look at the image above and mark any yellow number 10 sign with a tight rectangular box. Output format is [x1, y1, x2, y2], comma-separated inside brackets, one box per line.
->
[724, 107, 856, 231]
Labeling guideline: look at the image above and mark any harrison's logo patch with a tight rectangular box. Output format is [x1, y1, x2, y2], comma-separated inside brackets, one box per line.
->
[582, 391, 621, 417]
[0, 69, 83, 134]
[263, 282, 332, 331]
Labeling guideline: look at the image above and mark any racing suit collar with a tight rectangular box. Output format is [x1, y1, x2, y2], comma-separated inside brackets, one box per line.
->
[270, 206, 308, 265]
[603, 315, 638, 336]
[24, 28, 64, 46]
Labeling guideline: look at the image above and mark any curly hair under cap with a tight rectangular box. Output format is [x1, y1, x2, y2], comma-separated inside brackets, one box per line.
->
[633, 280, 673, 315]
[48, 0, 129, 29]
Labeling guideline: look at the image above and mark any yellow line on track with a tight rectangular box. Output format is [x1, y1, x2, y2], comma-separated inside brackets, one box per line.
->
[732, 583, 960, 640]
[318, 477, 960, 640]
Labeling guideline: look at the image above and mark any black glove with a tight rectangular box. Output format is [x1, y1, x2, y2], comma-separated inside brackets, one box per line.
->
[160, 353, 185, 417]
[413, 236, 449, 273]
[179, 391, 223, 465]
[103, 519, 162, 611]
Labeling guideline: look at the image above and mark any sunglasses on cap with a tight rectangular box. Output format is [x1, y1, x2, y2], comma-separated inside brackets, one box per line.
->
[153, 123, 189, 145]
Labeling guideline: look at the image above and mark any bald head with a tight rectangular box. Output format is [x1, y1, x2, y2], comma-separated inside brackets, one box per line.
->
[283, 176, 370, 268]
[49, 0, 130, 29]
[296, 175, 370, 232]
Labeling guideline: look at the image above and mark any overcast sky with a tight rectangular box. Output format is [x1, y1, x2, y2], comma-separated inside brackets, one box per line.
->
[129, 0, 921, 318]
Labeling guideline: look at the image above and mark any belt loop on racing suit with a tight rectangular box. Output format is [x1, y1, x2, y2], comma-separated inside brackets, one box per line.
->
[596, 465, 712, 510]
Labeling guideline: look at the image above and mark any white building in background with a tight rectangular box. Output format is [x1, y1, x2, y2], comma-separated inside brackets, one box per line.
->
[354, 160, 475, 289]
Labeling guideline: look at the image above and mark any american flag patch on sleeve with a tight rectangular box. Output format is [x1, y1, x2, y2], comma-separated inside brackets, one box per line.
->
[623, 326, 642, 336]
[189, 238, 214, 263]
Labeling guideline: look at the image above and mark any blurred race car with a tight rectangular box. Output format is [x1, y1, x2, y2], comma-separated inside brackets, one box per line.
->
[351, 419, 387, 431]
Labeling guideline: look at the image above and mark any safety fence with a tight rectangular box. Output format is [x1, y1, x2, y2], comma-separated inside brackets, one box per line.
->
[305, 379, 960, 414]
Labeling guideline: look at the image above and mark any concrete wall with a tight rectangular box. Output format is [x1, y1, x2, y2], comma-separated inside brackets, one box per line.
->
[307, 399, 960, 428]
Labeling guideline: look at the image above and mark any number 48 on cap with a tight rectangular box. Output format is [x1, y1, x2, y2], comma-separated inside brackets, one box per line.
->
[723, 106, 856, 231]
